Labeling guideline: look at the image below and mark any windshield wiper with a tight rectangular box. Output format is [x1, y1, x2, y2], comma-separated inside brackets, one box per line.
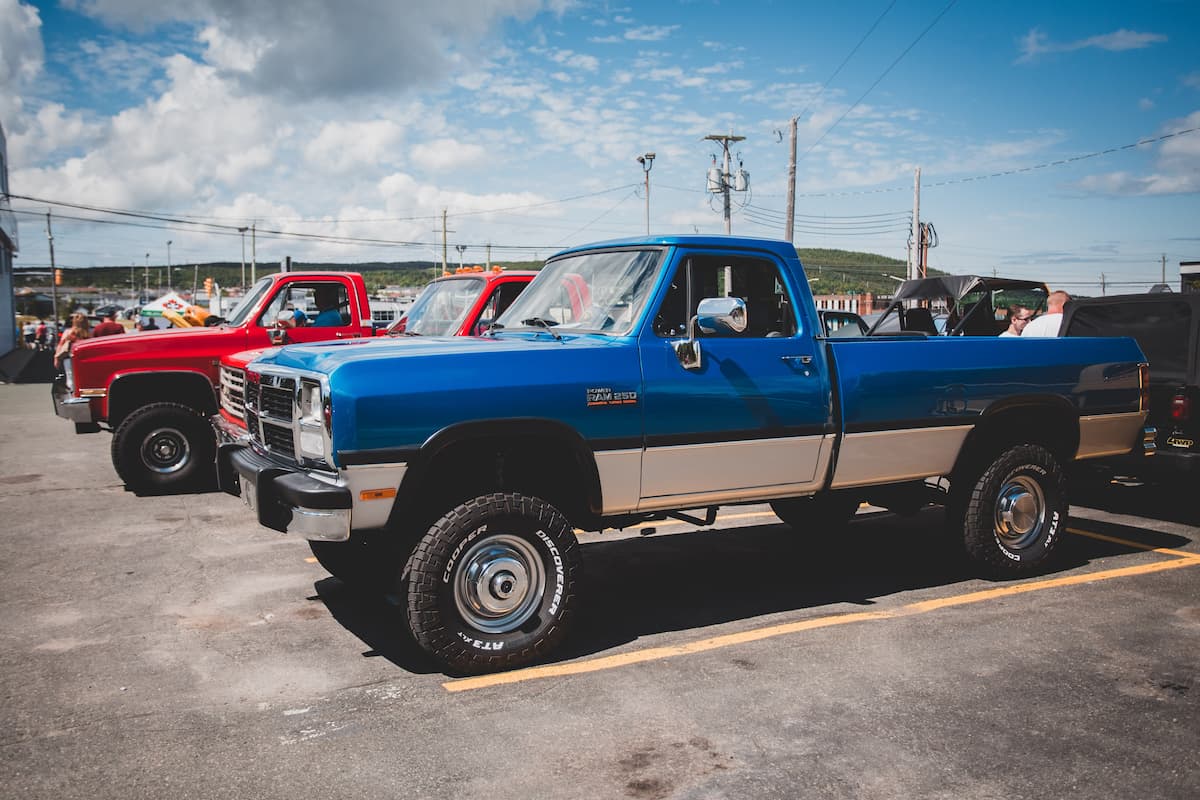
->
[485, 322, 504, 337]
[521, 317, 563, 341]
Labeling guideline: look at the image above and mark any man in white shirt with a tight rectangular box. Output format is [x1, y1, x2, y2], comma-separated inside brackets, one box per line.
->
[1023, 290, 1071, 337]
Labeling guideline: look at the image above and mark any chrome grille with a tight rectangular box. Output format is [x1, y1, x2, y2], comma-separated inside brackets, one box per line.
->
[219, 366, 245, 421]
[260, 380, 295, 420]
[261, 422, 295, 454]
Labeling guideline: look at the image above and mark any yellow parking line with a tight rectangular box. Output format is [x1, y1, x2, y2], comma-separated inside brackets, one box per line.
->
[443, 527, 1198, 693]
[1067, 527, 1200, 561]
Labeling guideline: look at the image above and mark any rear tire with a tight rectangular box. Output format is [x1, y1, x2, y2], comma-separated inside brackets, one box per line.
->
[403, 492, 580, 674]
[959, 444, 1067, 577]
[111, 402, 216, 493]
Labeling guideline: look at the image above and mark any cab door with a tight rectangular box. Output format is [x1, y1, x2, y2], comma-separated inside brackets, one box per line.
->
[251, 277, 364, 345]
[636, 250, 834, 507]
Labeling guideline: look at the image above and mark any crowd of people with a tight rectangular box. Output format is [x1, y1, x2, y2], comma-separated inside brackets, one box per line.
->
[21, 309, 132, 369]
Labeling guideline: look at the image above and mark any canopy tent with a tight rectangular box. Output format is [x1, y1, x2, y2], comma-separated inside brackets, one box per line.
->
[893, 276, 1048, 303]
[138, 292, 189, 318]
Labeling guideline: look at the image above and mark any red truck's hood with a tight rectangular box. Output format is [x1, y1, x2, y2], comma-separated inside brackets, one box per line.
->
[69, 325, 251, 387]
[222, 347, 274, 369]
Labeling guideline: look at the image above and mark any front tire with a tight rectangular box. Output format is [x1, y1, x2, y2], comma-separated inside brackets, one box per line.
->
[959, 444, 1067, 577]
[404, 492, 580, 674]
[111, 402, 216, 493]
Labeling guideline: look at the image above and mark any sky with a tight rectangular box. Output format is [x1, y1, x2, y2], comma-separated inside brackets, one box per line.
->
[1, 0, 1198, 296]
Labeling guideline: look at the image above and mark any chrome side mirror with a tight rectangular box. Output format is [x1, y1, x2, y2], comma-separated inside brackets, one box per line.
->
[671, 296, 747, 370]
[268, 326, 288, 346]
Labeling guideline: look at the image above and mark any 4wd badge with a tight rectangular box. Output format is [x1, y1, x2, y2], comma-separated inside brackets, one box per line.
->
[587, 387, 638, 407]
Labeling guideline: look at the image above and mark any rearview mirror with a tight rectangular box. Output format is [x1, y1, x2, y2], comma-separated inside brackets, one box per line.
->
[671, 296, 747, 370]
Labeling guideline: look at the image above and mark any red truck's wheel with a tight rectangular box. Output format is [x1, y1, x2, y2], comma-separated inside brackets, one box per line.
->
[404, 492, 580, 674]
[959, 444, 1067, 577]
[111, 402, 216, 493]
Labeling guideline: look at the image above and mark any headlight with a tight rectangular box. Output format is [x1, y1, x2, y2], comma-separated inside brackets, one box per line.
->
[297, 379, 330, 464]
[63, 357, 75, 392]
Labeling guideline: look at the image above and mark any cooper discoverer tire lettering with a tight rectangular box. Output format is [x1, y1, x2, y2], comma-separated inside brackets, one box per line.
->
[403, 492, 580, 673]
[960, 443, 1067, 577]
[111, 401, 216, 493]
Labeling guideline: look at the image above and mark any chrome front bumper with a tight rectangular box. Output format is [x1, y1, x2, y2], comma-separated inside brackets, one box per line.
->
[217, 442, 352, 542]
[51, 377, 96, 424]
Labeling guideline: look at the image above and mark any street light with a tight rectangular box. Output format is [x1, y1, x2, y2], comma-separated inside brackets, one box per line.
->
[636, 152, 656, 236]
[166, 240, 173, 291]
[454, 244, 467, 271]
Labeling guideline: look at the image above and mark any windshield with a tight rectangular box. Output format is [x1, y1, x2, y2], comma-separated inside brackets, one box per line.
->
[389, 276, 485, 336]
[495, 249, 662, 336]
[225, 278, 274, 326]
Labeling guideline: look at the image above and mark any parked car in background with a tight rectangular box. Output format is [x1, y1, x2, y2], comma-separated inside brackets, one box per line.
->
[1063, 292, 1198, 480]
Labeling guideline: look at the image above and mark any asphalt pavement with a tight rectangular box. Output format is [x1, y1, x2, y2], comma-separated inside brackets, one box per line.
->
[1, 382, 1196, 799]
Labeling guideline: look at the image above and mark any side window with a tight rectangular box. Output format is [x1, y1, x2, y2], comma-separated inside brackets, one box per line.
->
[652, 255, 798, 338]
[474, 281, 528, 334]
[257, 282, 351, 327]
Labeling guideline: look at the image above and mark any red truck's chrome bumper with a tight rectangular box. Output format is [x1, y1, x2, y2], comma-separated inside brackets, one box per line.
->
[51, 376, 99, 428]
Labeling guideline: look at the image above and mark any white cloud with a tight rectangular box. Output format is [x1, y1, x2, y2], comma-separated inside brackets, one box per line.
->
[0, 0, 44, 126]
[624, 25, 679, 42]
[304, 120, 405, 173]
[1184, 72, 1200, 90]
[547, 48, 599, 71]
[1018, 27, 1167, 63]
[1073, 111, 1200, 196]
[1139, 98, 1155, 111]
[410, 139, 489, 172]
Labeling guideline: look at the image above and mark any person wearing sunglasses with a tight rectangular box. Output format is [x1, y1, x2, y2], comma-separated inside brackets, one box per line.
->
[1000, 305, 1034, 337]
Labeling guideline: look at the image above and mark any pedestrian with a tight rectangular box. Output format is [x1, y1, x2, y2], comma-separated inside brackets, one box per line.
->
[23, 320, 36, 347]
[54, 312, 92, 369]
[999, 305, 1034, 337]
[92, 312, 125, 338]
[1023, 291, 1071, 338]
[35, 319, 47, 350]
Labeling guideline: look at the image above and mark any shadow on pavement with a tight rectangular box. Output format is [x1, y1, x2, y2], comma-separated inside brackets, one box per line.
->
[311, 507, 1192, 676]
[1070, 469, 1196, 526]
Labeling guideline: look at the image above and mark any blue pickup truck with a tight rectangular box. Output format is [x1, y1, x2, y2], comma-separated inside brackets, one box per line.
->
[217, 235, 1153, 673]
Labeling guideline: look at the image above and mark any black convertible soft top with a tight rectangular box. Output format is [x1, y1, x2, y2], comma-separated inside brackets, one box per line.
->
[1063, 293, 1199, 386]
[893, 275, 1049, 303]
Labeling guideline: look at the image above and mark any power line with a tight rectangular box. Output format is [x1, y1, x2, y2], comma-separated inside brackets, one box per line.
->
[799, 0, 959, 161]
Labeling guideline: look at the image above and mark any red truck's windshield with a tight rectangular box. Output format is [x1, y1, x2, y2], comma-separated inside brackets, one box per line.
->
[224, 278, 274, 326]
[390, 276, 486, 336]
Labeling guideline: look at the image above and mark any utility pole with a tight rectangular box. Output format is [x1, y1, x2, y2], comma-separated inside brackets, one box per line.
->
[46, 211, 59, 325]
[704, 132, 747, 234]
[909, 168, 921, 282]
[637, 152, 655, 235]
[192, 264, 199, 299]
[1101, 273, 1107, 296]
[144, 252, 150, 298]
[784, 117, 797, 242]
[250, 223, 257, 284]
[1162, 253, 1167, 284]
[166, 240, 173, 291]
[434, 209, 455, 274]
[238, 227, 248, 290]
[486, 243, 492, 270]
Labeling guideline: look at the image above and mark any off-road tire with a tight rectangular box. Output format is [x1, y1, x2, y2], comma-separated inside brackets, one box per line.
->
[770, 493, 861, 532]
[404, 492, 581, 674]
[959, 444, 1067, 577]
[111, 402, 216, 493]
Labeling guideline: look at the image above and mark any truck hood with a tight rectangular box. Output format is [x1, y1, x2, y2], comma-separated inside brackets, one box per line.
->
[247, 332, 638, 458]
[250, 332, 586, 374]
[70, 324, 243, 363]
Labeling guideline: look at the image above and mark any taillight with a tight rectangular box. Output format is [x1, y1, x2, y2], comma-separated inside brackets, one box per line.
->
[1138, 363, 1150, 413]
[1171, 391, 1191, 422]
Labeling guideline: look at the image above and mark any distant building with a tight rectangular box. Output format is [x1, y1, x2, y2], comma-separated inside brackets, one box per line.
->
[1182, 261, 1200, 295]
[810, 292, 875, 315]
[0, 122, 18, 355]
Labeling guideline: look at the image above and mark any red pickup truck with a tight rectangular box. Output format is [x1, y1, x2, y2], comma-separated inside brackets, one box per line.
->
[54, 268, 536, 493]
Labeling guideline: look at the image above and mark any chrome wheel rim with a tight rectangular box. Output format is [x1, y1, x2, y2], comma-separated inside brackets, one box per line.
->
[453, 533, 545, 634]
[141, 427, 190, 474]
[994, 475, 1046, 550]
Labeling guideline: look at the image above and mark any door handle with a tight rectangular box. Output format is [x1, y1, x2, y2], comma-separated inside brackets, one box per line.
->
[335, 332, 361, 338]
[780, 355, 813, 365]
